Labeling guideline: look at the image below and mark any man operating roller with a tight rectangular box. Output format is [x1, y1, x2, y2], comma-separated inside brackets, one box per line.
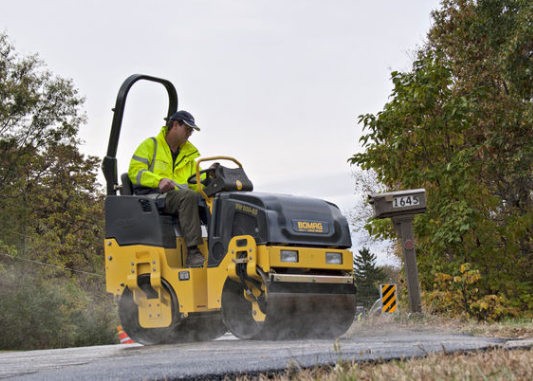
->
[128, 110, 205, 268]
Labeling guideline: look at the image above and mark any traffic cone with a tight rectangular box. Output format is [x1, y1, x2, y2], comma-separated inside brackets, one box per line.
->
[117, 325, 134, 344]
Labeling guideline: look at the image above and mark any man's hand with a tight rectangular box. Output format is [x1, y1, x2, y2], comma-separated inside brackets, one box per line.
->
[158, 178, 176, 193]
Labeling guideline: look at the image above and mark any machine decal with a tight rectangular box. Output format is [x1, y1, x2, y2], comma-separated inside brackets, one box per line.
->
[234, 202, 258, 216]
[116, 218, 135, 228]
[292, 220, 329, 234]
[178, 271, 190, 281]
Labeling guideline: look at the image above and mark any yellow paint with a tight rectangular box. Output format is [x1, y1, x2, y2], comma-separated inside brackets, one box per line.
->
[105, 238, 216, 328]
[106, 235, 355, 328]
[261, 246, 353, 271]
[136, 285, 172, 327]
[193, 156, 244, 213]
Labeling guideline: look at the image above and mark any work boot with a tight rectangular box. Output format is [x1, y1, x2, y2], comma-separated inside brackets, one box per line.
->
[186, 247, 205, 268]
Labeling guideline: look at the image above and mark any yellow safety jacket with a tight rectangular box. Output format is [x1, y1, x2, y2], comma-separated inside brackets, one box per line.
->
[128, 126, 200, 192]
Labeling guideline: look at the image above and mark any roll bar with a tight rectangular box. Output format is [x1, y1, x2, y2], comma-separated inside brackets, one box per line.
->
[102, 74, 178, 195]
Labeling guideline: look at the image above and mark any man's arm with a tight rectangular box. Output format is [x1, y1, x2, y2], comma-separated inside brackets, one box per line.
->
[128, 138, 163, 189]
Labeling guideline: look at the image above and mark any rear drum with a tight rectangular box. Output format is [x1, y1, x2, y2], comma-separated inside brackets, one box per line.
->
[119, 275, 227, 344]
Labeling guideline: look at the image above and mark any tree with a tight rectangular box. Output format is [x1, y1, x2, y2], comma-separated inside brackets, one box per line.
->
[0, 33, 117, 349]
[348, 168, 392, 245]
[349, 0, 533, 317]
[353, 247, 387, 309]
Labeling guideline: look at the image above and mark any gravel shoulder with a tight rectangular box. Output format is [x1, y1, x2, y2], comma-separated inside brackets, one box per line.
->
[345, 314, 533, 342]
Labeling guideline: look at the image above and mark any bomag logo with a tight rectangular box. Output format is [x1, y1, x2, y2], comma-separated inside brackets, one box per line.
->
[294, 220, 328, 234]
[298, 221, 323, 231]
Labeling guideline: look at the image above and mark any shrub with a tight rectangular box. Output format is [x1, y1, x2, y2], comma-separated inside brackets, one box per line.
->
[425, 263, 519, 322]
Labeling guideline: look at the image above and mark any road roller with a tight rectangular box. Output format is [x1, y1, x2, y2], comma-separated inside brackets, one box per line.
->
[102, 75, 357, 344]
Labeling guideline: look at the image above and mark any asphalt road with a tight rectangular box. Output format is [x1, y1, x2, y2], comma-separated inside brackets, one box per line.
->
[1, 331, 529, 381]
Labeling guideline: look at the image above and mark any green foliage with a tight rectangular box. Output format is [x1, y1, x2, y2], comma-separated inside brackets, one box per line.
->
[0, 265, 117, 349]
[349, 0, 533, 317]
[353, 247, 388, 308]
[0, 33, 118, 349]
[425, 263, 519, 322]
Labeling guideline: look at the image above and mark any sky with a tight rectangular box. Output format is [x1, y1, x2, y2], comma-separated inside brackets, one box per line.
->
[1, 0, 441, 265]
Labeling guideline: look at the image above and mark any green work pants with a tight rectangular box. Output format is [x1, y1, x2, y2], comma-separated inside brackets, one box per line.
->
[162, 189, 203, 248]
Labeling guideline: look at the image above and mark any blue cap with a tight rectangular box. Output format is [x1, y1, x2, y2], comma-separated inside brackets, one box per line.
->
[169, 110, 200, 131]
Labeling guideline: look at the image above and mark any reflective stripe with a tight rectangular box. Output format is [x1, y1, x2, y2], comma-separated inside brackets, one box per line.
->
[133, 137, 157, 186]
[136, 169, 148, 185]
[132, 155, 149, 166]
[150, 137, 157, 172]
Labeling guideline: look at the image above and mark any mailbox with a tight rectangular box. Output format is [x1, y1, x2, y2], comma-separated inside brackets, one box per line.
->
[367, 188, 427, 314]
[368, 189, 426, 219]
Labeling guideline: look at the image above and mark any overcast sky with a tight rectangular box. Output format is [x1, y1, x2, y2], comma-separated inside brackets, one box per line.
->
[1, 0, 441, 264]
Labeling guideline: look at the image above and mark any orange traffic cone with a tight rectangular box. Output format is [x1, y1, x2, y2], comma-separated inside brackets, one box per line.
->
[117, 325, 134, 344]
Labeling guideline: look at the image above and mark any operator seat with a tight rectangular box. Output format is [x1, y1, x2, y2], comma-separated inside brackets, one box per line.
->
[120, 172, 208, 225]
[120, 173, 134, 195]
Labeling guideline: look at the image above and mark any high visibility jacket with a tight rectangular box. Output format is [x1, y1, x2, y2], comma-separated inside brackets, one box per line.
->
[128, 126, 200, 192]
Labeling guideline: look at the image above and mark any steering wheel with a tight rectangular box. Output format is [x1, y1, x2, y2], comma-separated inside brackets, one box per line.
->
[187, 167, 216, 186]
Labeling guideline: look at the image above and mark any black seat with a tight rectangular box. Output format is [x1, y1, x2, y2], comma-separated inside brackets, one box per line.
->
[120, 172, 208, 225]
[120, 173, 133, 195]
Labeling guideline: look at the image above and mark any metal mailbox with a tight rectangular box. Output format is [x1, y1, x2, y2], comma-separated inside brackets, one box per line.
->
[368, 189, 426, 219]
[367, 188, 427, 314]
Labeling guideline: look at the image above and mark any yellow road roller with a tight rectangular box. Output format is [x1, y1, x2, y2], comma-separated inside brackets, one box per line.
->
[102, 75, 357, 344]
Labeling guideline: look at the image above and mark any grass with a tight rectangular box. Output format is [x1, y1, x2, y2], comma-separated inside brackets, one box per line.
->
[230, 348, 533, 381]
[346, 313, 533, 340]
[227, 314, 533, 381]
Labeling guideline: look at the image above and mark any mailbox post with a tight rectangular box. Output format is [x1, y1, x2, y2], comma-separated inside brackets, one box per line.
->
[368, 189, 426, 314]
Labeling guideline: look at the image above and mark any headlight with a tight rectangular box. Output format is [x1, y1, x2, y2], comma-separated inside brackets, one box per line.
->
[280, 250, 299, 263]
[326, 252, 343, 265]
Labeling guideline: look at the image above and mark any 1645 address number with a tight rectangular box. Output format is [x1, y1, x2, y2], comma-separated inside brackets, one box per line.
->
[393, 195, 421, 208]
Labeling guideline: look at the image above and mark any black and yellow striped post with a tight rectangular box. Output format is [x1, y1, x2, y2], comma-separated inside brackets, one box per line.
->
[380, 284, 397, 313]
